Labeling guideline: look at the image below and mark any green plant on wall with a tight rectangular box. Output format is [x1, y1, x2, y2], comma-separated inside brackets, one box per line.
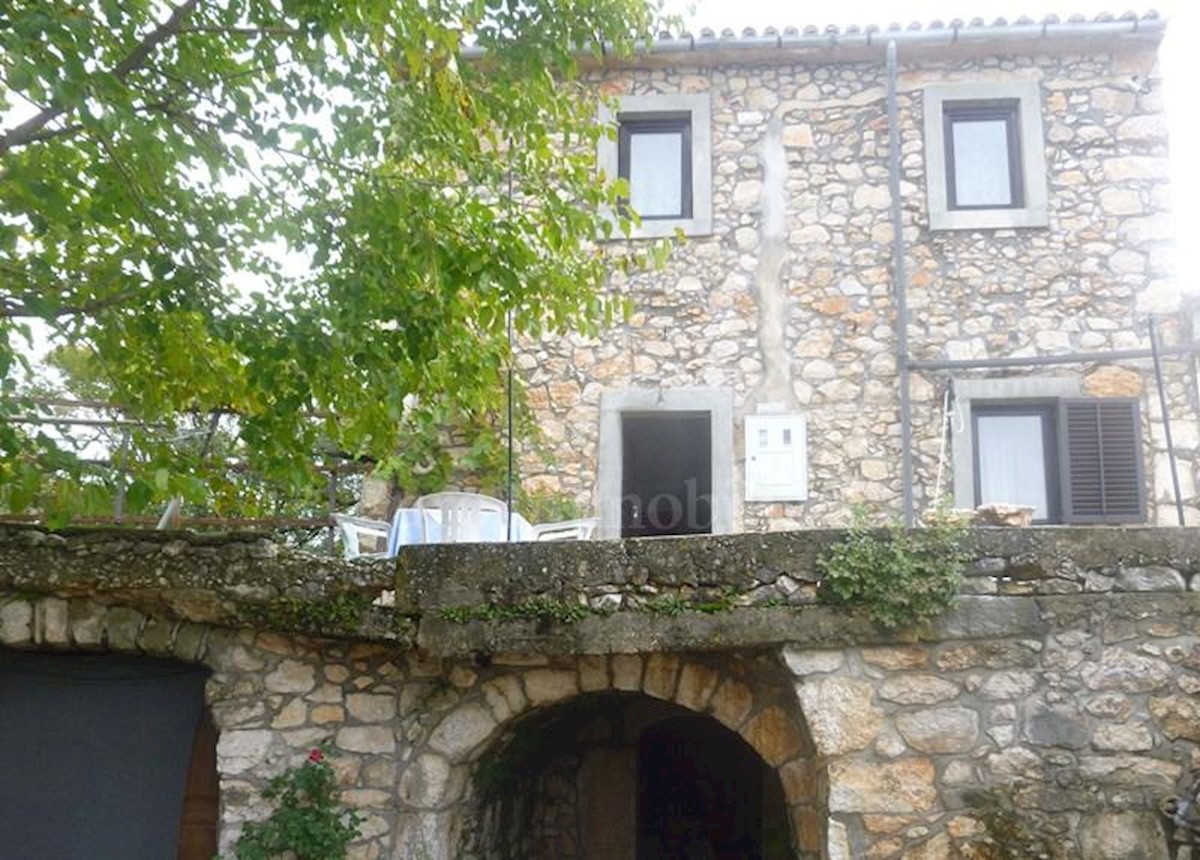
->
[960, 789, 1066, 859]
[230, 746, 362, 860]
[817, 506, 968, 629]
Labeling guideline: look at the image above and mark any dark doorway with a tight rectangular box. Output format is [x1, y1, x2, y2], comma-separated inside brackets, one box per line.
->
[621, 412, 713, 537]
[0, 651, 216, 860]
[466, 692, 797, 860]
[638, 715, 789, 860]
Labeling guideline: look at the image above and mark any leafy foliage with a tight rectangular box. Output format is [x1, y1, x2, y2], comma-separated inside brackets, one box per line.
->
[231, 746, 362, 860]
[516, 485, 585, 524]
[1, 0, 664, 522]
[817, 506, 968, 629]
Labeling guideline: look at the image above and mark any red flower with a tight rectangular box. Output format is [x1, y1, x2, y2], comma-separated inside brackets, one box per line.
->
[308, 748, 324, 763]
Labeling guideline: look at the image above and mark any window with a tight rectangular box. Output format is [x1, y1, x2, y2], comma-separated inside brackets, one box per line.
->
[597, 94, 712, 238]
[618, 117, 692, 220]
[943, 100, 1023, 210]
[956, 387, 1146, 524]
[972, 403, 1060, 522]
[924, 81, 1048, 230]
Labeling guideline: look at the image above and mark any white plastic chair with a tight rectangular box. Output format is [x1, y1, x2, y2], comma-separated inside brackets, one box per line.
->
[332, 514, 390, 559]
[532, 518, 599, 542]
[414, 492, 509, 543]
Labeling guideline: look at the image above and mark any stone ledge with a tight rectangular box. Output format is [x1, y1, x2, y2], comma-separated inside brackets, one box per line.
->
[1, 524, 1199, 649]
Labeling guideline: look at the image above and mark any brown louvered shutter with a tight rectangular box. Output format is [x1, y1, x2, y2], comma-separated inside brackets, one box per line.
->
[1058, 397, 1146, 523]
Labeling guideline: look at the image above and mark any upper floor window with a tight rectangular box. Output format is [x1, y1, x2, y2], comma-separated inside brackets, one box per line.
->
[943, 100, 1023, 210]
[924, 81, 1048, 230]
[597, 93, 712, 238]
[618, 116, 692, 220]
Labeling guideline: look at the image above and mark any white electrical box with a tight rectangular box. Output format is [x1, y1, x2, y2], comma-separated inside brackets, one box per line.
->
[744, 414, 808, 502]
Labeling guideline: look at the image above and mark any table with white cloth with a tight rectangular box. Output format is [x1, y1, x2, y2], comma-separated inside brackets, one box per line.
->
[386, 507, 537, 555]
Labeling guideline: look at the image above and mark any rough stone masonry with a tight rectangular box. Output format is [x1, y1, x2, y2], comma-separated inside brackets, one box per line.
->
[0, 524, 1198, 858]
[511, 18, 1200, 532]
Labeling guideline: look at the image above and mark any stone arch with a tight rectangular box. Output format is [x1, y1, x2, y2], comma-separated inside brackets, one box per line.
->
[396, 651, 822, 860]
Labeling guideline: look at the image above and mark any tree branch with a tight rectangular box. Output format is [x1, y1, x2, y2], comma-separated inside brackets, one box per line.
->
[0, 0, 201, 156]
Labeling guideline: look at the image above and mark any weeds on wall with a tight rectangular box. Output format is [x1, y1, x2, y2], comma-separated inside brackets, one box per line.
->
[230, 746, 362, 860]
[817, 506, 968, 630]
[960, 790, 1066, 860]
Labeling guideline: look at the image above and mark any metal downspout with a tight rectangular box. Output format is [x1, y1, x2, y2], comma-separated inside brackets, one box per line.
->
[887, 40, 914, 526]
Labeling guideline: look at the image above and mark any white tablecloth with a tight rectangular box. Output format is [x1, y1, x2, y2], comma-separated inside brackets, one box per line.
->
[387, 508, 536, 554]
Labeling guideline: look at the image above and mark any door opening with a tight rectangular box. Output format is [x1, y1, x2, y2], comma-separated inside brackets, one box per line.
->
[620, 411, 713, 537]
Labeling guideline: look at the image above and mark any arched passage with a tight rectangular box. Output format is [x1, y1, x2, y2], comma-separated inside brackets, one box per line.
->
[403, 653, 821, 860]
[467, 692, 793, 859]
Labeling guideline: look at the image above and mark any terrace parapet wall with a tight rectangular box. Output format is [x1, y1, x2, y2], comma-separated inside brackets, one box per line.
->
[1, 525, 1198, 859]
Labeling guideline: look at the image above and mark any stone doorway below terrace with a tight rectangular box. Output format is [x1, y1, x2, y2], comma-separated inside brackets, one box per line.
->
[469, 692, 793, 860]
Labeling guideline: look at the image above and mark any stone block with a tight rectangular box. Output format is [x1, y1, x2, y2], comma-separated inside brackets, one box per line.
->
[346, 693, 397, 723]
[641, 653, 680, 700]
[1024, 702, 1089, 749]
[782, 646, 843, 676]
[428, 703, 496, 759]
[335, 726, 395, 755]
[105, 607, 144, 650]
[523, 668, 578, 706]
[1150, 695, 1200, 741]
[828, 758, 937, 814]
[878, 675, 959, 705]
[35, 598, 69, 645]
[742, 706, 804, 766]
[796, 677, 882, 755]
[265, 659, 317, 694]
[1079, 811, 1168, 860]
[708, 678, 754, 730]
[0, 600, 33, 646]
[674, 662, 721, 711]
[895, 707, 979, 754]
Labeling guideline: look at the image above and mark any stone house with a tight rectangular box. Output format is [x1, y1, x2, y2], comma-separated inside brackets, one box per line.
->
[515, 12, 1199, 538]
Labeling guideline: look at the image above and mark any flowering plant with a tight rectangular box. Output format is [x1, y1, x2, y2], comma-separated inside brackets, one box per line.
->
[231, 745, 363, 860]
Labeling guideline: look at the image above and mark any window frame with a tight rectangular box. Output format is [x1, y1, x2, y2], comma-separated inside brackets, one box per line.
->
[970, 400, 1061, 524]
[943, 99, 1024, 212]
[923, 80, 1048, 231]
[596, 93, 712, 239]
[617, 116, 693, 221]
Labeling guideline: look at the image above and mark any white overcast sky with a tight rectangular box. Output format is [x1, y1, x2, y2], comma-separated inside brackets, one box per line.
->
[669, 1, 1195, 291]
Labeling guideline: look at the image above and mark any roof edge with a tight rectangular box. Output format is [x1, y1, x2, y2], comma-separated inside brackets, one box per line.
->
[460, 13, 1166, 64]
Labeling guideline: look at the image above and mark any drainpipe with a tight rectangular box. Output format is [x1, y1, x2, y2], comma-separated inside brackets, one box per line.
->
[887, 40, 914, 527]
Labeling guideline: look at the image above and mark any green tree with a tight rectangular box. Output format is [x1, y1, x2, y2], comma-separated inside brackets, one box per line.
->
[0, 0, 663, 522]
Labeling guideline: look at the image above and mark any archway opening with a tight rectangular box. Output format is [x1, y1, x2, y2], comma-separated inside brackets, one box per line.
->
[466, 692, 793, 860]
[0, 650, 217, 859]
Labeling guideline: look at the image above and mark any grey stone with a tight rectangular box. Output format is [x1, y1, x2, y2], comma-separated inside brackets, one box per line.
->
[1024, 702, 1089, 749]
[1114, 566, 1186, 592]
[1078, 812, 1168, 860]
[895, 707, 980, 753]
[0, 600, 33, 645]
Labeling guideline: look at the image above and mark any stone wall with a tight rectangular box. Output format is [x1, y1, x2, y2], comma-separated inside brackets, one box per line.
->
[1, 525, 1198, 859]
[516, 35, 1198, 530]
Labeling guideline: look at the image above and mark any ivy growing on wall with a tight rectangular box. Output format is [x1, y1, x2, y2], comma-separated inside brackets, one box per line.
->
[817, 507, 968, 629]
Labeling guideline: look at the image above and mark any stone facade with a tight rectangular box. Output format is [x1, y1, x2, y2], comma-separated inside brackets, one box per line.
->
[1, 525, 1199, 858]
[515, 19, 1200, 532]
